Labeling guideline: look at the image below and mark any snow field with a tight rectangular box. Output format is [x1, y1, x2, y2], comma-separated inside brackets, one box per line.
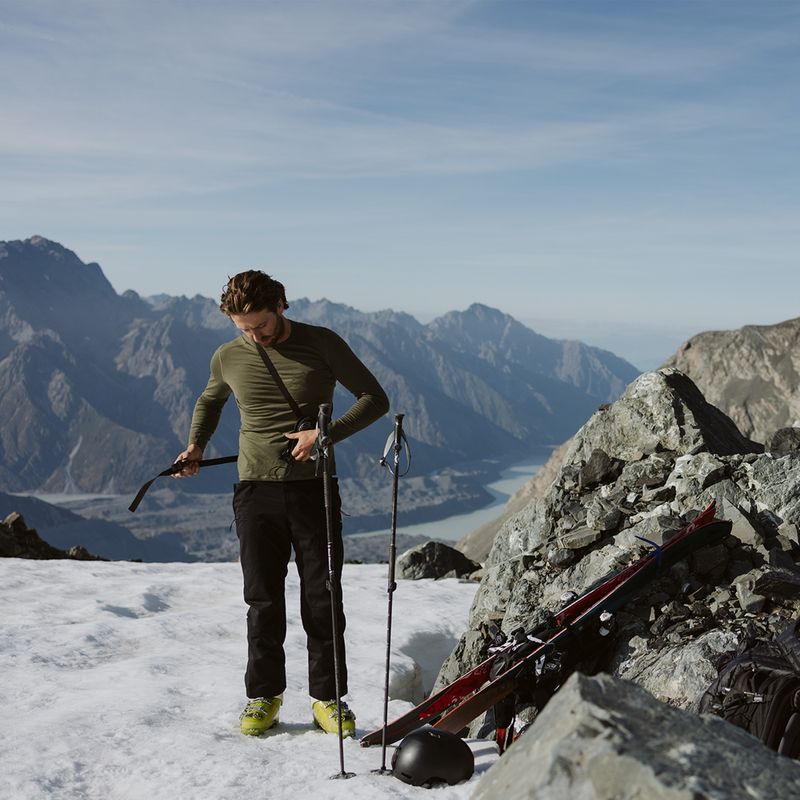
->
[0, 559, 493, 799]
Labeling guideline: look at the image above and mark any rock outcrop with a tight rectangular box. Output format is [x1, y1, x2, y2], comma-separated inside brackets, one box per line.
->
[664, 316, 800, 444]
[435, 369, 800, 728]
[0, 512, 105, 560]
[396, 541, 481, 580]
[472, 672, 800, 800]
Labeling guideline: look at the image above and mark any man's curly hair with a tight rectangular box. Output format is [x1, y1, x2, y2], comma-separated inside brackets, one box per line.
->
[219, 271, 289, 316]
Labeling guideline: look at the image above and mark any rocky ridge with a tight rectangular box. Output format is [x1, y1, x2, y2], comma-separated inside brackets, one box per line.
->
[0, 512, 104, 560]
[0, 491, 191, 562]
[436, 368, 800, 728]
[664, 315, 800, 444]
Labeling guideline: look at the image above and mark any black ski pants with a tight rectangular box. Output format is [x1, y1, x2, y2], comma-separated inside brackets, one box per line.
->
[233, 478, 347, 700]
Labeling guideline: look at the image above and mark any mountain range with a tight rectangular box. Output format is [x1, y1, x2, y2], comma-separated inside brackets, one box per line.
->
[0, 236, 638, 491]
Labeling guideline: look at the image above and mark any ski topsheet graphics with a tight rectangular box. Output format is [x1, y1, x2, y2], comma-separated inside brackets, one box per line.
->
[361, 501, 729, 747]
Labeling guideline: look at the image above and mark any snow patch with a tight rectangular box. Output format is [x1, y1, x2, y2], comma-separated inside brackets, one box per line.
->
[0, 560, 491, 798]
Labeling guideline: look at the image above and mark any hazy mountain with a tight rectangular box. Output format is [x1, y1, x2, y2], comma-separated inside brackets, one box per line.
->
[0, 237, 237, 493]
[1, 235, 639, 503]
[289, 298, 639, 473]
[663, 317, 800, 443]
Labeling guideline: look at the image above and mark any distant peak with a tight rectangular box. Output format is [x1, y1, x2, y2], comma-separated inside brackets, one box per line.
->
[27, 235, 72, 255]
[466, 303, 508, 318]
[9, 235, 78, 261]
[431, 303, 513, 329]
[0, 235, 117, 298]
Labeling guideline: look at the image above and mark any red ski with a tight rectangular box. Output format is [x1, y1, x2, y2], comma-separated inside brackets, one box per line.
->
[361, 502, 724, 747]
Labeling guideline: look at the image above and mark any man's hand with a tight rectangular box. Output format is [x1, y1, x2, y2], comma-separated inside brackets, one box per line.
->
[172, 443, 204, 477]
[284, 427, 319, 462]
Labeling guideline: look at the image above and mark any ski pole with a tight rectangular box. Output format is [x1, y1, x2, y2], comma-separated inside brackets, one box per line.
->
[318, 403, 355, 780]
[374, 413, 408, 775]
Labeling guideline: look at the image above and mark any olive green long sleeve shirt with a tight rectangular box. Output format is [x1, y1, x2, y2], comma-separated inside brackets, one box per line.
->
[189, 320, 389, 481]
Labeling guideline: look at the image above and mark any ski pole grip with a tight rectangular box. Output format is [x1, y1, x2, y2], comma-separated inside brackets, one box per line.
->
[393, 413, 404, 456]
[318, 403, 332, 447]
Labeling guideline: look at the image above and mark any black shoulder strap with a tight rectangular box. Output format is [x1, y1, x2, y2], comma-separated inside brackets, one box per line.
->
[255, 342, 304, 420]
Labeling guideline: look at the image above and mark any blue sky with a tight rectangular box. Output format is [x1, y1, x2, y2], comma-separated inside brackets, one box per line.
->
[1, 0, 798, 368]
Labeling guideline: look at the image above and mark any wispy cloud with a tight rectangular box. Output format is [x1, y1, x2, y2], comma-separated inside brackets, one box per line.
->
[0, 86, 742, 203]
[2, 0, 789, 190]
[1, 0, 798, 339]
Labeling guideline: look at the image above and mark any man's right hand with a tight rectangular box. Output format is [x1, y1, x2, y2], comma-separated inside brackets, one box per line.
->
[172, 443, 203, 478]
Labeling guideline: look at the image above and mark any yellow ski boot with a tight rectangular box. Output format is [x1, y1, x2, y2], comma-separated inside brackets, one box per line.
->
[239, 695, 282, 736]
[311, 699, 356, 738]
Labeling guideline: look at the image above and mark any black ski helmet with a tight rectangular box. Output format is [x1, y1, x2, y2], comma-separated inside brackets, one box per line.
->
[391, 726, 475, 787]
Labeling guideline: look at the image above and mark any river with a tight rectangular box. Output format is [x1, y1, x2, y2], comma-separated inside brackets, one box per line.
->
[352, 455, 545, 543]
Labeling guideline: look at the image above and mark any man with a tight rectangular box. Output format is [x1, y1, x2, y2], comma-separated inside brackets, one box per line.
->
[175, 270, 389, 737]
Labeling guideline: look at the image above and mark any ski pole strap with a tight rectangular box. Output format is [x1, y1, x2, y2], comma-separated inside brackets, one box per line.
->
[128, 455, 238, 513]
[379, 422, 412, 476]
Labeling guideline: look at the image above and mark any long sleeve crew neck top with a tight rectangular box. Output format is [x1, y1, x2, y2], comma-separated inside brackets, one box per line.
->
[188, 320, 389, 481]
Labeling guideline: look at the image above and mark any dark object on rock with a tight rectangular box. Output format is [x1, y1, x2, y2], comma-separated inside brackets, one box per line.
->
[391, 727, 474, 787]
[767, 427, 800, 454]
[660, 369, 765, 456]
[698, 619, 800, 758]
[0, 512, 105, 560]
[396, 541, 480, 580]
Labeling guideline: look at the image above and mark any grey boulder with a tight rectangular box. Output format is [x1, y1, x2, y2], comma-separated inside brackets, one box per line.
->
[396, 540, 481, 580]
[471, 672, 800, 800]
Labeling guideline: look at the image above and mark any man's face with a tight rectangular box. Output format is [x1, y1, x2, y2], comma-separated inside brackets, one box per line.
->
[230, 303, 286, 347]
